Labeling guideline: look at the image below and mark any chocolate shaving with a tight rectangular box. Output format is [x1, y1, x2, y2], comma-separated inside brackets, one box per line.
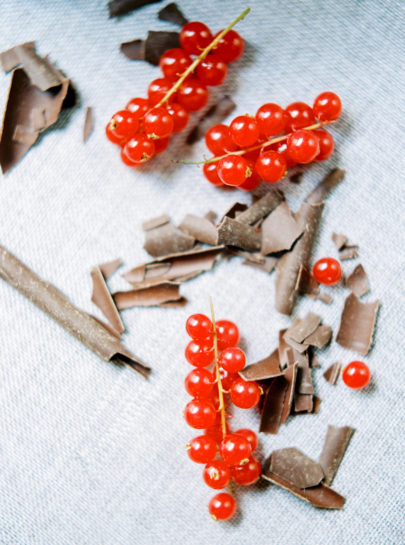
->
[243, 255, 277, 274]
[345, 264, 370, 297]
[269, 448, 324, 489]
[286, 313, 321, 344]
[278, 329, 291, 369]
[91, 267, 125, 334]
[0, 245, 149, 377]
[319, 425, 355, 485]
[83, 107, 93, 142]
[186, 96, 236, 144]
[304, 324, 332, 349]
[159, 296, 188, 308]
[261, 201, 303, 254]
[260, 374, 288, 434]
[296, 265, 320, 297]
[237, 191, 283, 225]
[219, 202, 248, 222]
[99, 258, 123, 279]
[179, 214, 218, 245]
[339, 245, 358, 260]
[158, 3, 188, 26]
[336, 293, 379, 355]
[205, 211, 217, 224]
[240, 349, 283, 381]
[323, 362, 341, 385]
[332, 232, 347, 250]
[0, 42, 36, 72]
[142, 214, 170, 231]
[280, 363, 298, 424]
[317, 291, 334, 304]
[120, 39, 145, 60]
[113, 282, 182, 309]
[312, 395, 322, 413]
[217, 216, 261, 252]
[144, 219, 195, 257]
[120, 31, 180, 65]
[294, 392, 313, 413]
[109, 0, 162, 17]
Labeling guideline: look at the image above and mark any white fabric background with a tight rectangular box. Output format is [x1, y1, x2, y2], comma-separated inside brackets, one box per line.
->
[0, 1, 404, 543]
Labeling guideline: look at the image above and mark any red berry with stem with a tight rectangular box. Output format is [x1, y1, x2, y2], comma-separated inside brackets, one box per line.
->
[256, 103, 287, 137]
[231, 456, 261, 485]
[255, 150, 287, 183]
[185, 338, 214, 367]
[287, 130, 320, 163]
[230, 378, 261, 409]
[159, 48, 192, 81]
[185, 368, 214, 398]
[216, 320, 240, 350]
[166, 103, 189, 133]
[177, 78, 209, 112]
[217, 155, 251, 186]
[148, 78, 176, 106]
[208, 492, 236, 521]
[126, 97, 149, 118]
[107, 110, 139, 141]
[203, 162, 223, 186]
[313, 91, 342, 122]
[186, 314, 213, 340]
[216, 366, 238, 391]
[186, 435, 217, 464]
[214, 29, 244, 63]
[235, 429, 258, 452]
[239, 171, 261, 191]
[219, 347, 246, 373]
[197, 53, 228, 86]
[205, 124, 238, 155]
[285, 102, 316, 131]
[203, 460, 231, 489]
[220, 434, 252, 466]
[230, 115, 260, 147]
[271, 140, 297, 168]
[124, 134, 155, 164]
[205, 422, 230, 445]
[154, 136, 170, 154]
[312, 257, 342, 285]
[120, 146, 139, 167]
[106, 123, 126, 145]
[342, 361, 371, 390]
[184, 398, 216, 429]
[180, 21, 213, 55]
[144, 107, 174, 139]
[313, 129, 334, 161]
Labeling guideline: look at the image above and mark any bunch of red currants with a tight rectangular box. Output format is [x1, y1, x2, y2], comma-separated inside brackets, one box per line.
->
[105, 21, 244, 167]
[184, 313, 262, 521]
[203, 91, 342, 190]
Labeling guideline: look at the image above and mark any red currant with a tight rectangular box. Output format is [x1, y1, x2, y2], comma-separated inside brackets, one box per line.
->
[180, 22, 212, 55]
[271, 140, 297, 168]
[230, 115, 259, 147]
[154, 136, 170, 154]
[230, 378, 261, 409]
[120, 146, 139, 167]
[203, 162, 223, 186]
[255, 103, 287, 137]
[107, 110, 139, 141]
[184, 398, 216, 429]
[231, 456, 261, 485]
[186, 314, 213, 340]
[217, 155, 251, 186]
[205, 124, 238, 155]
[215, 366, 238, 391]
[159, 48, 192, 81]
[185, 368, 214, 398]
[287, 130, 320, 163]
[106, 123, 126, 145]
[208, 492, 236, 520]
[126, 97, 149, 118]
[235, 429, 258, 452]
[124, 134, 155, 164]
[312, 257, 342, 285]
[220, 434, 252, 466]
[255, 150, 286, 183]
[203, 460, 231, 489]
[239, 171, 261, 191]
[342, 361, 371, 390]
[186, 435, 217, 464]
[285, 102, 315, 131]
[196, 54, 228, 86]
[219, 347, 246, 373]
[204, 418, 230, 445]
[214, 30, 244, 63]
[313, 129, 334, 161]
[216, 320, 240, 350]
[148, 78, 175, 106]
[166, 103, 189, 133]
[313, 91, 342, 122]
[185, 338, 214, 368]
[177, 78, 209, 112]
[144, 107, 174, 139]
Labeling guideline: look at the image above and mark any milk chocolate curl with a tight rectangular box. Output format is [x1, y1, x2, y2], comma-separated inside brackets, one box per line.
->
[0, 245, 150, 378]
[336, 293, 379, 355]
[113, 282, 182, 309]
[319, 425, 355, 485]
[91, 266, 124, 334]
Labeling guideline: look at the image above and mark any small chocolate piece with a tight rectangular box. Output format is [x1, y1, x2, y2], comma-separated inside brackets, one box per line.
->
[312, 395, 322, 413]
[145, 31, 180, 65]
[158, 3, 188, 26]
[260, 374, 288, 434]
[109, 0, 163, 17]
[120, 39, 145, 60]
[217, 216, 261, 252]
[304, 324, 333, 349]
[319, 425, 355, 485]
[243, 255, 277, 274]
[269, 448, 324, 489]
[261, 201, 303, 254]
[237, 191, 283, 225]
[278, 328, 292, 369]
[91, 266, 125, 334]
[294, 392, 313, 413]
[204, 211, 217, 224]
[280, 363, 298, 424]
[113, 282, 182, 309]
[99, 258, 123, 279]
[144, 219, 195, 257]
[240, 349, 282, 381]
[186, 96, 236, 144]
[323, 362, 341, 385]
[345, 264, 370, 297]
[296, 265, 320, 297]
[339, 245, 359, 260]
[179, 214, 218, 245]
[142, 214, 170, 231]
[0, 42, 36, 72]
[83, 106, 93, 142]
[286, 313, 321, 344]
[336, 293, 379, 355]
[219, 202, 248, 222]
[317, 291, 334, 304]
[332, 233, 347, 250]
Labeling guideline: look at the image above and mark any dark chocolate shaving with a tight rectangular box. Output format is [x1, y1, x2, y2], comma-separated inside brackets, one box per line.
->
[261, 201, 303, 254]
[144, 219, 195, 257]
[240, 349, 283, 381]
[237, 191, 283, 225]
[323, 362, 341, 385]
[260, 374, 288, 434]
[158, 3, 188, 26]
[336, 293, 379, 355]
[113, 282, 182, 309]
[296, 265, 320, 297]
[339, 245, 359, 260]
[319, 425, 355, 485]
[120, 39, 145, 60]
[145, 31, 180, 65]
[179, 214, 218, 245]
[91, 266, 125, 334]
[109, 0, 162, 17]
[269, 448, 324, 489]
[280, 363, 298, 424]
[345, 264, 370, 297]
[219, 202, 248, 222]
[0, 42, 36, 72]
[186, 96, 236, 144]
[83, 107, 93, 142]
[217, 216, 261, 252]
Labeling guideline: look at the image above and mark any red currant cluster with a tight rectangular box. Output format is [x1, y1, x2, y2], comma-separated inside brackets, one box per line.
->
[105, 21, 244, 167]
[203, 91, 342, 190]
[183, 312, 262, 521]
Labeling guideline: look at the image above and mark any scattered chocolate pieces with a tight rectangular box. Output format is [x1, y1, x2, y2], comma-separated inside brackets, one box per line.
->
[285, 313, 321, 344]
[186, 96, 236, 145]
[113, 282, 183, 309]
[121, 31, 180, 65]
[240, 349, 283, 381]
[158, 3, 188, 26]
[109, 0, 162, 17]
[143, 217, 195, 257]
[243, 255, 277, 274]
[332, 232, 359, 260]
[179, 214, 218, 246]
[345, 264, 370, 297]
[323, 362, 341, 385]
[261, 201, 303, 254]
[319, 425, 355, 485]
[91, 266, 125, 335]
[83, 106, 93, 142]
[237, 191, 283, 225]
[304, 324, 332, 349]
[270, 448, 324, 489]
[217, 216, 262, 252]
[336, 293, 379, 355]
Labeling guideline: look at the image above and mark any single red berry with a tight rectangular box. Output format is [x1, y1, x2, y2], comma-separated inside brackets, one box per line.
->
[166, 103, 189, 133]
[180, 21, 212, 55]
[203, 460, 231, 489]
[203, 162, 223, 186]
[185, 338, 214, 368]
[185, 368, 214, 398]
[124, 134, 155, 164]
[205, 423, 230, 445]
[216, 320, 240, 350]
[177, 78, 209, 112]
[312, 257, 342, 285]
[313, 91, 342, 122]
[209, 389, 220, 410]
[186, 435, 217, 464]
[287, 130, 320, 164]
[126, 97, 149, 118]
[217, 155, 251, 186]
[184, 398, 216, 429]
[219, 347, 246, 373]
[231, 456, 261, 485]
[107, 110, 139, 141]
[106, 123, 126, 145]
[342, 361, 371, 390]
[230, 378, 261, 409]
[230, 115, 259, 147]
[144, 107, 174, 139]
[208, 492, 236, 520]
[270, 140, 297, 168]
[197, 53, 228, 86]
[215, 366, 238, 391]
[220, 434, 252, 466]
[154, 136, 170, 154]
[235, 429, 258, 452]
[239, 170, 261, 191]
[285, 102, 316, 131]
[214, 30, 244, 63]
[255, 150, 286, 183]
[186, 314, 213, 340]
[255, 103, 287, 137]
[313, 129, 335, 161]
[205, 124, 238, 155]
[147, 78, 176, 106]
[120, 146, 139, 167]
[159, 48, 192, 81]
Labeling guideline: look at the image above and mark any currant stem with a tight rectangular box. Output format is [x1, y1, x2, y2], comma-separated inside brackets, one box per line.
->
[209, 297, 227, 438]
[155, 8, 250, 109]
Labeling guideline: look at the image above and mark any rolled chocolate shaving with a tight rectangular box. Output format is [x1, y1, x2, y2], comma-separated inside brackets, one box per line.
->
[336, 293, 379, 355]
[275, 168, 345, 315]
[332, 232, 347, 250]
[83, 106, 93, 142]
[236, 191, 283, 225]
[92, 315, 122, 339]
[286, 313, 321, 344]
[345, 264, 370, 297]
[145, 31, 180, 65]
[113, 282, 182, 309]
[269, 448, 324, 489]
[304, 324, 332, 349]
[144, 220, 195, 257]
[91, 267, 125, 334]
[261, 201, 303, 254]
[186, 96, 236, 144]
[323, 362, 341, 385]
[260, 374, 288, 434]
[99, 258, 123, 279]
[217, 216, 261, 252]
[319, 425, 355, 485]
[158, 3, 188, 26]
[109, 0, 162, 17]
[179, 214, 218, 245]
[120, 39, 145, 60]
[339, 245, 359, 260]
[159, 296, 188, 308]
[240, 349, 283, 381]
[0, 245, 150, 377]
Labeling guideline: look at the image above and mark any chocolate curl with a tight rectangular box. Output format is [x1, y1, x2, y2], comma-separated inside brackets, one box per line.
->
[109, 0, 162, 17]
[0, 245, 150, 378]
[275, 168, 345, 315]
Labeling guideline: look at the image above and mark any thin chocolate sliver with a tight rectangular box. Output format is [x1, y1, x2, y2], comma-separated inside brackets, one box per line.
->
[109, 0, 162, 17]
[323, 362, 341, 385]
[339, 245, 359, 260]
[113, 282, 182, 309]
[120, 39, 145, 60]
[0, 245, 150, 378]
[260, 374, 288, 434]
[186, 96, 236, 145]
[142, 214, 170, 231]
[261, 201, 303, 254]
[305, 324, 332, 349]
[240, 349, 282, 381]
[319, 425, 355, 485]
[269, 448, 324, 489]
[0, 42, 36, 72]
[158, 3, 188, 26]
[336, 293, 379, 355]
[280, 363, 298, 424]
[345, 264, 370, 297]
[144, 220, 195, 257]
[144, 31, 180, 65]
[296, 265, 320, 297]
[332, 232, 347, 250]
[91, 266, 125, 334]
[179, 214, 218, 245]
[83, 106, 93, 142]
[99, 258, 123, 280]
[217, 216, 261, 252]
[317, 291, 334, 304]
[237, 191, 283, 225]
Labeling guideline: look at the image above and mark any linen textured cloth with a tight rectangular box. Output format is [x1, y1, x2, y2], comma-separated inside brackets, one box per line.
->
[0, 1, 404, 543]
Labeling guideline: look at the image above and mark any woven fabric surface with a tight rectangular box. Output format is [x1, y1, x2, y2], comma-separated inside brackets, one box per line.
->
[0, 1, 404, 544]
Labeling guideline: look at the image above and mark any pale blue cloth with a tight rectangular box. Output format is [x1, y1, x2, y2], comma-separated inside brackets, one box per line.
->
[0, 1, 404, 544]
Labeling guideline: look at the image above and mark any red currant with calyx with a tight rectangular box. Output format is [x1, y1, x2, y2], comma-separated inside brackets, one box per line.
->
[205, 124, 238, 155]
[220, 434, 252, 466]
[256, 103, 287, 137]
[203, 162, 223, 186]
[107, 110, 139, 141]
[166, 103, 189, 133]
[197, 54, 228, 86]
[214, 30, 244, 63]
[216, 320, 240, 350]
[120, 146, 139, 166]
[177, 78, 209, 112]
[342, 361, 371, 390]
[217, 155, 251, 187]
[180, 21, 212, 55]
[239, 171, 261, 191]
[312, 257, 342, 285]
[235, 429, 258, 452]
[203, 460, 231, 489]
[106, 123, 126, 145]
[313, 129, 334, 161]
[185, 368, 214, 398]
[185, 338, 214, 367]
[124, 134, 155, 164]
[184, 398, 216, 429]
[231, 456, 261, 485]
[215, 366, 238, 391]
[287, 130, 320, 163]
[144, 107, 174, 139]
[126, 97, 149, 118]
[285, 102, 316, 131]
[159, 48, 192, 81]
[255, 150, 287, 183]
[148, 78, 176, 106]
[208, 492, 236, 521]
[219, 347, 246, 373]
[186, 435, 217, 464]
[313, 91, 342, 122]
[230, 378, 261, 409]
[186, 314, 213, 340]
[230, 115, 259, 147]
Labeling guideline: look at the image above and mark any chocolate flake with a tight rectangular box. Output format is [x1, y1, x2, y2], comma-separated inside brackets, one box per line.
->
[319, 425, 355, 485]
[145, 31, 180, 65]
[91, 266, 125, 334]
[305, 324, 332, 349]
[113, 282, 182, 309]
[332, 233, 347, 250]
[269, 448, 324, 489]
[142, 214, 170, 231]
[280, 363, 298, 424]
[286, 312, 321, 344]
[345, 264, 370, 297]
[99, 258, 123, 279]
[120, 39, 145, 60]
[158, 3, 188, 26]
[261, 201, 303, 254]
[336, 293, 379, 355]
[317, 291, 334, 304]
[260, 374, 288, 434]
[339, 245, 359, 260]
[186, 96, 236, 145]
[237, 191, 283, 225]
[83, 107, 93, 142]
[240, 349, 283, 381]
[296, 265, 320, 297]
[109, 0, 163, 17]
[243, 255, 277, 274]
[179, 214, 218, 245]
[323, 362, 341, 385]
[144, 219, 195, 257]
[219, 202, 248, 222]
[217, 216, 261, 252]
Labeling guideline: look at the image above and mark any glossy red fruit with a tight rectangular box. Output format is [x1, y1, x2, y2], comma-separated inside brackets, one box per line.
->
[124, 134, 155, 164]
[256, 103, 287, 137]
[255, 150, 286, 183]
[217, 155, 251, 186]
[271, 140, 297, 168]
[239, 171, 261, 191]
[144, 107, 174, 139]
[216, 320, 240, 350]
[342, 361, 371, 389]
[159, 48, 192, 81]
[215, 366, 238, 391]
[185, 368, 214, 398]
[185, 338, 214, 367]
[235, 429, 258, 452]
[231, 456, 261, 485]
[154, 136, 170, 154]
[230, 378, 261, 409]
[219, 347, 246, 373]
[285, 102, 316, 131]
[220, 434, 252, 466]
[120, 146, 139, 166]
[186, 314, 213, 340]
[208, 492, 236, 520]
[205, 124, 238, 155]
[166, 103, 189, 133]
[177, 78, 209, 112]
[313, 92, 342, 122]
[147, 78, 175, 106]
[187, 435, 217, 464]
[203, 460, 231, 489]
[107, 110, 139, 141]
[287, 130, 320, 164]
[214, 30, 244, 63]
[197, 53, 227, 86]
[230, 116, 260, 147]
[180, 21, 212, 55]
[205, 421, 230, 445]
[126, 97, 149, 118]
[203, 162, 223, 186]
[312, 257, 342, 285]
[313, 129, 334, 161]
[184, 398, 216, 429]
[106, 123, 126, 145]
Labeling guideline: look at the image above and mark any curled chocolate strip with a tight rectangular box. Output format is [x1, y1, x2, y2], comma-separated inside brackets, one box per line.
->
[113, 282, 182, 309]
